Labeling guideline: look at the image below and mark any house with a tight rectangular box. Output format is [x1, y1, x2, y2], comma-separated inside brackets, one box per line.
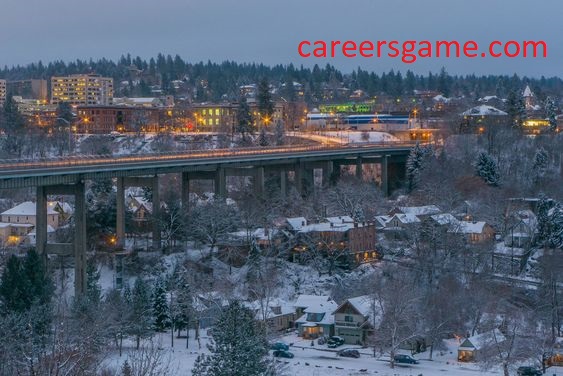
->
[504, 210, 537, 248]
[333, 295, 378, 345]
[548, 337, 563, 366]
[295, 295, 338, 339]
[247, 298, 296, 333]
[449, 221, 495, 243]
[0, 223, 12, 248]
[288, 216, 379, 265]
[27, 225, 56, 245]
[1, 201, 59, 229]
[457, 329, 506, 362]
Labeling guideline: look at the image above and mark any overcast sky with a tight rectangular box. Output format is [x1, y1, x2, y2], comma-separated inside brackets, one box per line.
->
[1, 0, 561, 77]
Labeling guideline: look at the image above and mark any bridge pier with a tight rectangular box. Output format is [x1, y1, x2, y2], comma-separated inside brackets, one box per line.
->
[322, 161, 334, 187]
[214, 167, 227, 198]
[253, 167, 265, 197]
[355, 157, 363, 181]
[381, 155, 389, 196]
[36, 183, 87, 296]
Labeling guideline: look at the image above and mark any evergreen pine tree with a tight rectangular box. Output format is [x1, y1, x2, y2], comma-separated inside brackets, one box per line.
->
[352, 205, 365, 222]
[236, 96, 254, 142]
[544, 96, 558, 132]
[257, 77, 274, 127]
[0, 256, 28, 313]
[533, 147, 549, 182]
[246, 239, 261, 286]
[152, 277, 171, 332]
[547, 203, 563, 249]
[406, 143, 432, 192]
[536, 195, 554, 246]
[506, 90, 526, 129]
[192, 301, 268, 376]
[129, 278, 154, 349]
[85, 259, 102, 305]
[121, 360, 133, 376]
[475, 152, 501, 186]
[258, 127, 268, 147]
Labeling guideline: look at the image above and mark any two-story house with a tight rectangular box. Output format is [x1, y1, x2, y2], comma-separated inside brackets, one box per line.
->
[333, 295, 379, 345]
[295, 295, 338, 339]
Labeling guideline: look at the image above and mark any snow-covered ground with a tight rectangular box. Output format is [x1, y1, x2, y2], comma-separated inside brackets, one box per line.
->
[104, 331, 563, 375]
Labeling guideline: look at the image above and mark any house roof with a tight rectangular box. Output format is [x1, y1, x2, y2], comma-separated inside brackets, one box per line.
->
[294, 294, 334, 309]
[287, 217, 307, 231]
[390, 213, 421, 224]
[430, 213, 460, 226]
[449, 221, 489, 234]
[459, 329, 505, 351]
[461, 105, 508, 116]
[397, 205, 441, 216]
[1, 201, 57, 216]
[326, 216, 354, 224]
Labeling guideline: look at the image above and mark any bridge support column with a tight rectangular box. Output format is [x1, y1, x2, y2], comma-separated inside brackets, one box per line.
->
[280, 170, 287, 197]
[74, 181, 87, 296]
[214, 167, 227, 198]
[181, 172, 190, 210]
[381, 156, 389, 196]
[151, 175, 161, 249]
[253, 167, 264, 197]
[322, 161, 333, 187]
[116, 177, 125, 248]
[36, 186, 47, 257]
[355, 157, 363, 181]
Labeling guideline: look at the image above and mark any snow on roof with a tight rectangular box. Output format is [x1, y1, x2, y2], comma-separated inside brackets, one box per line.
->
[286, 217, 307, 231]
[459, 329, 505, 351]
[299, 222, 355, 233]
[397, 205, 441, 216]
[461, 105, 507, 116]
[494, 243, 527, 257]
[523, 85, 533, 97]
[374, 215, 391, 227]
[246, 298, 295, 320]
[326, 216, 354, 225]
[229, 228, 277, 241]
[0, 222, 11, 228]
[433, 94, 450, 103]
[343, 295, 373, 317]
[449, 221, 488, 234]
[390, 213, 421, 224]
[478, 95, 499, 102]
[430, 213, 460, 226]
[1, 201, 57, 216]
[294, 295, 334, 309]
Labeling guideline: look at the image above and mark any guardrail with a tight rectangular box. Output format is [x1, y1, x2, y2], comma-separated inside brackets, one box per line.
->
[0, 141, 419, 172]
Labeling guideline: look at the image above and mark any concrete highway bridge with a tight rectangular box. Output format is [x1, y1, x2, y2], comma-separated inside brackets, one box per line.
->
[0, 141, 415, 295]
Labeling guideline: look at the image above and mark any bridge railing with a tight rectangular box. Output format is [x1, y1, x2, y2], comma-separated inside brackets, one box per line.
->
[0, 141, 421, 171]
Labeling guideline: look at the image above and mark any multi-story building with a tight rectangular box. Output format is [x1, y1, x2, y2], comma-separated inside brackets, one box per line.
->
[76, 105, 161, 133]
[7, 79, 48, 101]
[51, 74, 113, 106]
[191, 103, 237, 132]
[0, 79, 6, 106]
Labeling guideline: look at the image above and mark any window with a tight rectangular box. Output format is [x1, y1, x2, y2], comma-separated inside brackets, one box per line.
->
[345, 315, 353, 323]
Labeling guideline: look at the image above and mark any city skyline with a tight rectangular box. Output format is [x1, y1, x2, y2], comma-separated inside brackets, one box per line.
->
[1, 0, 561, 77]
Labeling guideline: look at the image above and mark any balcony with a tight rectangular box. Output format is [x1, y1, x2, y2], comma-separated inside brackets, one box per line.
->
[335, 321, 361, 328]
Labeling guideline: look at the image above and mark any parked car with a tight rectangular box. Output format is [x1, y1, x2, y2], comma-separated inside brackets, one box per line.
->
[317, 336, 327, 345]
[337, 349, 361, 358]
[270, 342, 289, 351]
[272, 350, 294, 359]
[516, 366, 542, 376]
[327, 336, 345, 348]
[394, 354, 419, 364]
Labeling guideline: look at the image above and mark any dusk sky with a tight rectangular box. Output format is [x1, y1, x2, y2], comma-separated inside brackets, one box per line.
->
[1, 0, 561, 77]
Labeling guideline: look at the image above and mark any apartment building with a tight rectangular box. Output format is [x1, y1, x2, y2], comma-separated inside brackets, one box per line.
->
[51, 74, 113, 105]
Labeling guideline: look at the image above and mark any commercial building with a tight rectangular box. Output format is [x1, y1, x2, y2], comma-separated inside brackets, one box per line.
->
[76, 105, 161, 133]
[51, 74, 113, 105]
